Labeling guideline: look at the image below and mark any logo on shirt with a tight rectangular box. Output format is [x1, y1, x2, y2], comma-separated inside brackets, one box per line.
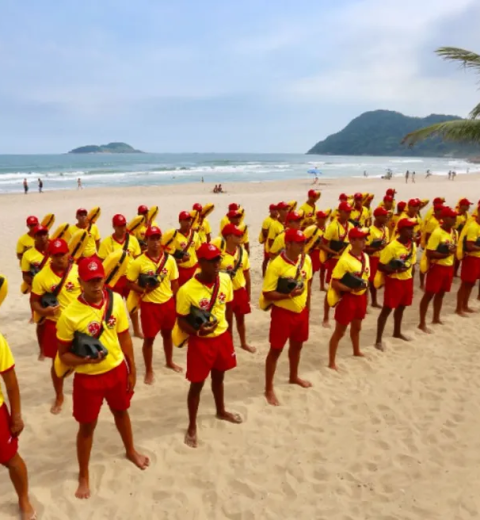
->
[106, 316, 117, 329]
[87, 321, 101, 336]
[301, 270, 307, 279]
[65, 281, 75, 292]
[147, 269, 155, 276]
[199, 298, 210, 310]
[218, 292, 226, 304]
[180, 241, 187, 249]
[50, 284, 58, 293]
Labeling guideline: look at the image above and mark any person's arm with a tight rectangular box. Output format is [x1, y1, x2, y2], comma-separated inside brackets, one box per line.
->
[22, 272, 33, 286]
[244, 242, 250, 255]
[465, 241, 480, 252]
[331, 278, 354, 293]
[245, 270, 251, 301]
[2, 369, 24, 436]
[58, 339, 105, 367]
[178, 316, 218, 336]
[126, 260, 144, 294]
[307, 280, 312, 312]
[319, 238, 338, 256]
[206, 233, 211, 243]
[31, 294, 60, 318]
[171, 279, 179, 297]
[119, 331, 136, 392]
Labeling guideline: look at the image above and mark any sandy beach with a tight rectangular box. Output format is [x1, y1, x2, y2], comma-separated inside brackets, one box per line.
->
[2, 173, 480, 519]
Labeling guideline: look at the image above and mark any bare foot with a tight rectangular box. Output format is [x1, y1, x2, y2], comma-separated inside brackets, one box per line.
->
[289, 377, 312, 388]
[265, 389, 280, 406]
[418, 324, 431, 334]
[184, 429, 197, 448]
[144, 371, 155, 385]
[217, 411, 243, 423]
[465, 307, 476, 314]
[393, 333, 410, 342]
[166, 362, 183, 373]
[75, 476, 90, 499]
[50, 396, 63, 415]
[432, 319, 444, 325]
[126, 450, 150, 470]
[353, 351, 365, 357]
[328, 363, 339, 371]
[320, 287, 327, 293]
[38, 352, 45, 361]
[322, 321, 331, 329]
[375, 342, 385, 352]
[133, 330, 144, 339]
[241, 344, 257, 353]
[371, 303, 382, 309]
[455, 309, 468, 318]
[29, 317, 34, 324]
[19, 499, 36, 520]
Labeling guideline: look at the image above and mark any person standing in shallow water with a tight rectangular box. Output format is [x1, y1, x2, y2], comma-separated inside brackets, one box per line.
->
[23, 179, 28, 194]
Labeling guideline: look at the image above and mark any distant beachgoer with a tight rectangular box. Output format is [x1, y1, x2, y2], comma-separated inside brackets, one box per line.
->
[412, 171, 416, 184]
[213, 185, 218, 193]
[219, 184, 224, 193]
[363, 170, 368, 178]
[38, 178, 43, 193]
[452, 171, 457, 180]
[426, 170, 432, 179]
[77, 178, 83, 190]
[23, 178, 28, 194]
[448, 170, 452, 181]
[405, 170, 410, 184]
[201, 177, 204, 183]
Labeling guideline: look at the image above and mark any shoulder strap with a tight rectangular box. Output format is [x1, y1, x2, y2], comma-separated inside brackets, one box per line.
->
[182, 231, 196, 252]
[52, 262, 72, 297]
[207, 276, 221, 312]
[39, 251, 50, 270]
[230, 246, 244, 277]
[294, 254, 306, 281]
[155, 252, 169, 275]
[123, 233, 130, 252]
[95, 289, 114, 339]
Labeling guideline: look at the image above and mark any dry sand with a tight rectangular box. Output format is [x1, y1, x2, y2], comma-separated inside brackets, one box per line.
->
[2, 173, 480, 519]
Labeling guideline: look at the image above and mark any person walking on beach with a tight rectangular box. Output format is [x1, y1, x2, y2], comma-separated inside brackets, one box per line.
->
[405, 170, 410, 184]
[77, 178, 83, 189]
[23, 179, 28, 195]
[175, 243, 242, 447]
[56, 257, 149, 499]
[38, 178, 43, 193]
[412, 171, 416, 183]
[366, 207, 390, 308]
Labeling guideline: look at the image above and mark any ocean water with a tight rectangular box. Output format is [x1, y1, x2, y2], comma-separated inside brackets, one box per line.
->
[0, 153, 473, 193]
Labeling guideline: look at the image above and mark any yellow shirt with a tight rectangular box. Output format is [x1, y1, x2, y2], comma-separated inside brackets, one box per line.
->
[126, 252, 179, 304]
[260, 216, 277, 245]
[31, 263, 81, 322]
[176, 273, 233, 338]
[192, 218, 212, 244]
[323, 220, 354, 259]
[367, 225, 390, 258]
[380, 240, 417, 280]
[56, 291, 129, 375]
[0, 333, 15, 407]
[456, 212, 469, 233]
[427, 227, 457, 267]
[133, 219, 159, 244]
[395, 213, 421, 239]
[266, 220, 285, 252]
[16, 233, 34, 256]
[299, 202, 316, 228]
[332, 251, 370, 295]
[423, 215, 440, 236]
[69, 224, 101, 258]
[350, 206, 369, 227]
[98, 234, 141, 266]
[211, 239, 250, 290]
[162, 230, 201, 268]
[465, 221, 480, 258]
[21, 247, 47, 273]
[262, 253, 313, 313]
[269, 232, 286, 256]
[304, 225, 325, 253]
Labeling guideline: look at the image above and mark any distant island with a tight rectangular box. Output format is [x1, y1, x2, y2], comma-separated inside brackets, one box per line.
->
[307, 110, 480, 157]
[68, 142, 143, 154]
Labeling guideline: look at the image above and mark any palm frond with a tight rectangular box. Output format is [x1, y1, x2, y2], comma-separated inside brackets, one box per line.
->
[436, 47, 480, 73]
[402, 119, 480, 146]
[469, 102, 480, 119]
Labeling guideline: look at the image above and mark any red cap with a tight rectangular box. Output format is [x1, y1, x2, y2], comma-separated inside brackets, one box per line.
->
[285, 228, 306, 243]
[349, 227, 369, 240]
[222, 224, 244, 238]
[459, 198, 472, 206]
[354, 192, 363, 200]
[338, 202, 353, 213]
[49, 238, 69, 255]
[339, 193, 348, 201]
[26, 216, 39, 226]
[192, 203, 203, 212]
[112, 214, 127, 226]
[76, 208, 88, 216]
[433, 197, 445, 205]
[78, 257, 105, 281]
[316, 210, 328, 218]
[397, 218, 417, 230]
[308, 189, 320, 199]
[269, 203, 278, 211]
[433, 203, 445, 212]
[383, 195, 393, 203]
[197, 243, 222, 261]
[179, 211, 192, 221]
[441, 207, 457, 219]
[228, 203, 240, 211]
[386, 189, 396, 196]
[277, 201, 289, 210]
[137, 205, 148, 215]
[374, 207, 389, 217]
[227, 210, 241, 219]
[286, 211, 302, 222]
[397, 201, 407, 212]
[33, 225, 49, 236]
[408, 198, 420, 207]
[145, 226, 162, 238]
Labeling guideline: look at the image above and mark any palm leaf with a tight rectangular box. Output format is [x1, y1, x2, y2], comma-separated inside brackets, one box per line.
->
[436, 47, 480, 73]
[402, 119, 480, 146]
[469, 102, 480, 119]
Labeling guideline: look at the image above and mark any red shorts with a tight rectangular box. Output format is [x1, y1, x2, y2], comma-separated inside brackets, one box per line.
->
[326, 258, 339, 283]
[384, 277, 414, 309]
[228, 287, 251, 316]
[186, 331, 236, 383]
[41, 319, 58, 359]
[73, 361, 132, 423]
[309, 250, 322, 273]
[140, 298, 176, 339]
[178, 264, 198, 287]
[369, 256, 380, 282]
[334, 292, 367, 325]
[112, 275, 130, 299]
[461, 256, 480, 284]
[425, 264, 454, 294]
[269, 306, 309, 350]
[264, 249, 270, 260]
[0, 403, 18, 464]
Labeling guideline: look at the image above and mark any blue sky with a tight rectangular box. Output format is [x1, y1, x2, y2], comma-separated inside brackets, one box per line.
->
[1, 0, 479, 153]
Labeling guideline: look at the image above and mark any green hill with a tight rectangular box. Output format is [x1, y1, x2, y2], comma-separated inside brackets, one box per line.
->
[307, 110, 480, 157]
[69, 142, 143, 154]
